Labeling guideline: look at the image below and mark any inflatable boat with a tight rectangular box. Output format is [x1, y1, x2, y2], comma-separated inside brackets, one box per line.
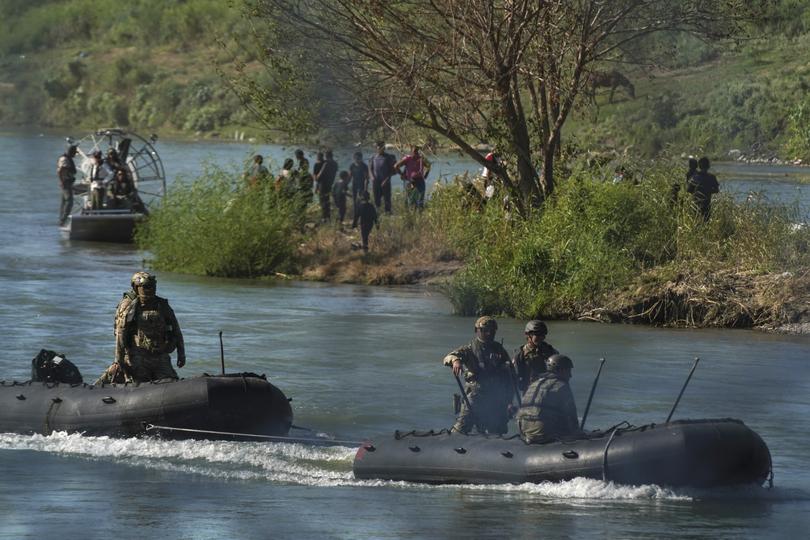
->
[0, 373, 293, 439]
[353, 419, 772, 488]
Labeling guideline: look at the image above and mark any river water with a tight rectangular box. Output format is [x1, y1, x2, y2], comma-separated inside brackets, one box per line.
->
[1, 131, 809, 539]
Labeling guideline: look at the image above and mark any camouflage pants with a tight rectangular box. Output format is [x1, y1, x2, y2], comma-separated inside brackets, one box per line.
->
[453, 381, 509, 435]
[126, 350, 178, 382]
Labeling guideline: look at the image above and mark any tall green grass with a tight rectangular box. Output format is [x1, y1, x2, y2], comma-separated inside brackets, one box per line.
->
[438, 161, 810, 317]
[137, 165, 303, 277]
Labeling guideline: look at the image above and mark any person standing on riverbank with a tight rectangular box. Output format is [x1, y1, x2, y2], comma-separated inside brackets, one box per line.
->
[353, 190, 378, 252]
[395, 145, 431, 210]
[443, 316, 513, 435]
[295, 149, 313, 203]
[349, 151, 369, 221]
[687, 156, 720, 220]
[332, 170, 349, 225]
[370, 142, 396, 214]
[513, 320, 558, 394]
[245, 154, 270, 188]
[315, 150, 338, 223]
[57, 144, 78, 226]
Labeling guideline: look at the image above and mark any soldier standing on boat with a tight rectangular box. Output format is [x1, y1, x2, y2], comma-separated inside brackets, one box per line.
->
[443, 316, 513, 434]
[57, 144, 78, 226]
[516, 354, 580, 443]
[113, 271, 185, 382]
[512, 320, 558, 394]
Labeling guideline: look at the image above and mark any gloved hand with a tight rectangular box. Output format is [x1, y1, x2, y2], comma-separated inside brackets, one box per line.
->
[176, 355, 186, 368]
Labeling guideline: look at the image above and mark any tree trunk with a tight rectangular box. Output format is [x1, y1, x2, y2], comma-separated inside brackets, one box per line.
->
[540, 131, 558, 199]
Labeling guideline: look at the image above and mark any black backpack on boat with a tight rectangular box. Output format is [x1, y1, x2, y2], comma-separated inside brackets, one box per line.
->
[31, 349, 83, 384]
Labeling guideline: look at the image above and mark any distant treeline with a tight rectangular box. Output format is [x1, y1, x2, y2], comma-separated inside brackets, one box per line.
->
[0, 0, 241, 54]
[3, 0, 810, 158]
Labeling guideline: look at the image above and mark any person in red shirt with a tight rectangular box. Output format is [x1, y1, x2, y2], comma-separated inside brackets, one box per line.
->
[395, 145, 431, 210]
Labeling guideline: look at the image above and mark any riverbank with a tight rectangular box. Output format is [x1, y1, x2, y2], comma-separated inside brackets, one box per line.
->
[137, 159, 810, 336]
[291, 240, 810, 335]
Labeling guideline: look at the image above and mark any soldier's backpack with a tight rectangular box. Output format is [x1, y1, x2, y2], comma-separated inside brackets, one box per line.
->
[31, 349, 83, 384]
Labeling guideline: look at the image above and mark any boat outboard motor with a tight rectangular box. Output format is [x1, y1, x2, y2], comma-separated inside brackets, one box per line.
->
[31, 349, 83, 384]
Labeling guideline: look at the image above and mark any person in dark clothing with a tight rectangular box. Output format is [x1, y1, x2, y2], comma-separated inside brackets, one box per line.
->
[57, 145, 78, 225]
[369, 141, 396, 214]
[513, 320, 559, 394]
[332, 170, 349, 224]
[315, 150, 338, 223]
[353, 191, 378, 252]
[295, 149, 313, 203]
[349, 151, 370, 221]
[686, 158, 698, 183]
[687, 156, 720, 220]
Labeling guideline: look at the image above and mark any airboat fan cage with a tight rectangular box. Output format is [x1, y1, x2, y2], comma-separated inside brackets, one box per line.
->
[69, 128, 166, 209]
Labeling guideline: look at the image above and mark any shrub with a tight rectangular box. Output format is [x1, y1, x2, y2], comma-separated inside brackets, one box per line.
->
[439, 161, 810, 317]
[137, 164, 303, 277]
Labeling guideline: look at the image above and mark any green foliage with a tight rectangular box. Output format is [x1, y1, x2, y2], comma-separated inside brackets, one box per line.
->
[137, 164, 303, 277]
[785, 96, 810, 159]
[0, 0, 241, 54]
[438, 163, 810, 317]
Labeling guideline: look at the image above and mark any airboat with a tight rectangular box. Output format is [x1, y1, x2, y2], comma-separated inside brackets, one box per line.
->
[60, 128, 166, 243]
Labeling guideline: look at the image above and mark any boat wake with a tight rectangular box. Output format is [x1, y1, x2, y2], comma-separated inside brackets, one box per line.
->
[1, 431, 804, 502]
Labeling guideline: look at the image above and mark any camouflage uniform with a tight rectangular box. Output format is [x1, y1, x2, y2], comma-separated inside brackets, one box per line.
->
[443, 338, 513, 434]
[115, 289, 185, 382]
[516, 373, 580, 443]
[513, 341, 558, 394]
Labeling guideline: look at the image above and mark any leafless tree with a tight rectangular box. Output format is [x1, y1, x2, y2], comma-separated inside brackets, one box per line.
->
[231, 0, 761, 209]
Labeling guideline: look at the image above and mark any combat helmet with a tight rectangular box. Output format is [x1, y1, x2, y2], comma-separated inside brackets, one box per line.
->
[131, 271, 156, 289]
[474, 316, 497, 330]
[524, 320, 548, 335]
[546, 354, 573, 373]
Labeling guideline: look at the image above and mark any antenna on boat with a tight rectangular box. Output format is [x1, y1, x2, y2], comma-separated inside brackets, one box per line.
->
[219, 331, 226, 375]
[665, 357, 700, 423]
[580, 357, 605, 430]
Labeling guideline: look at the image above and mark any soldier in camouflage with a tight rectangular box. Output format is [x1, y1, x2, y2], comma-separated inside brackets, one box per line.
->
[516, 354, 581, 443]
[512, 320, 558, 394]
[106, 271, 185, 383]
[443, 316, 513, 434]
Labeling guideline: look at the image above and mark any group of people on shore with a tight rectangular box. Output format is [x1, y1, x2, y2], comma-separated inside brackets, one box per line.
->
[443, 316, 580, 443]
[56, 144, 145, 225]
[245, 142, 432, 252]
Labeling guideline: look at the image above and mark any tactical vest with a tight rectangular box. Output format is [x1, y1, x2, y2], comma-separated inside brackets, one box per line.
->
[465, 339, 509, 379]
[518, 374, 576, 436]
[135, 306, 168, 352]
[116, 292, 176, 354]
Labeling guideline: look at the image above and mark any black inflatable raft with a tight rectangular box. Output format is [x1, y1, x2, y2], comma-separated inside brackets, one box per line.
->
[353, 419, 771, 488]
[0, 373, 293, 439]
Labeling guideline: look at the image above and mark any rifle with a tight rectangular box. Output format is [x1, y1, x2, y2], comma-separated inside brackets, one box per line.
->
[580, 357, 606, 430]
